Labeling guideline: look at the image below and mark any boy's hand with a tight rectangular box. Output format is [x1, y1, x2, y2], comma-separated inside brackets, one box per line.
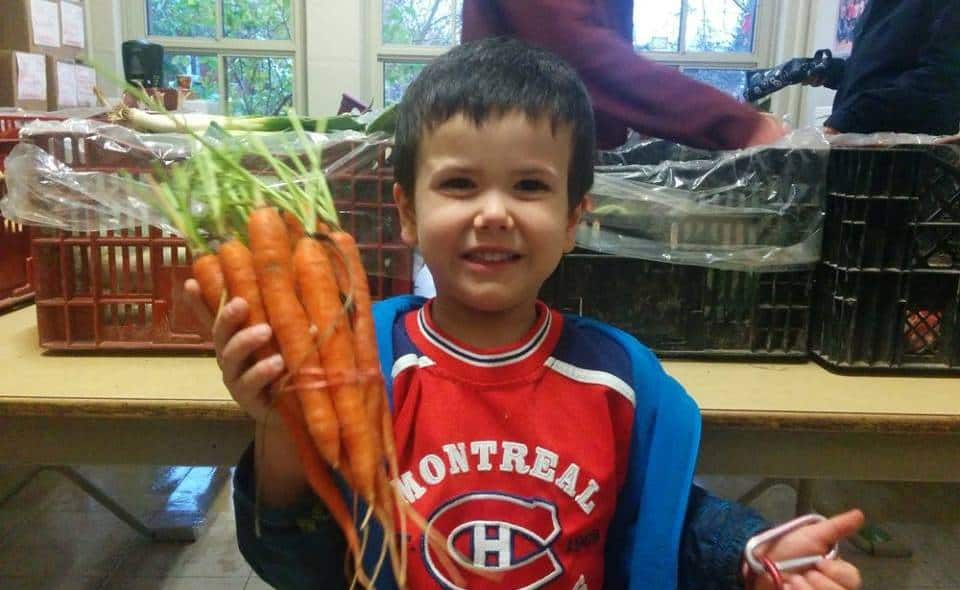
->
[184, 279, 285, 424]
[750, 510, 865, 590]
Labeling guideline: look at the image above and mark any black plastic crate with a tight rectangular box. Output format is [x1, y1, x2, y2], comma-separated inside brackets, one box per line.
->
[811, 265, 959, 372]
[822, 146, 960, 270]
[540, 253, 813, 359]
[810, 145, 960, 373]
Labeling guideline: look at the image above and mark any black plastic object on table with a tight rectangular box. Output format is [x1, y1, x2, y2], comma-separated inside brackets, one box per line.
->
[122, 40, 165, 89]
[744, 50, 834, 102]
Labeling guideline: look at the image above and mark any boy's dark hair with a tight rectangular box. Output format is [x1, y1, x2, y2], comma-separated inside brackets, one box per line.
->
[394, 37, 595, 210]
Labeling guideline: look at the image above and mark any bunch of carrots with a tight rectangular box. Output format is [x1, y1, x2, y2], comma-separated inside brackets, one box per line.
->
[145, 115, 477, 589]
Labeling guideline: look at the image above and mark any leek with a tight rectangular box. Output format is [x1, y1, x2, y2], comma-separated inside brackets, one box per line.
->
[112, 105, 313, 134]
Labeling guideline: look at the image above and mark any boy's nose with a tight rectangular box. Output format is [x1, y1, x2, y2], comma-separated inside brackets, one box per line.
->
[473, 190, 514, 230]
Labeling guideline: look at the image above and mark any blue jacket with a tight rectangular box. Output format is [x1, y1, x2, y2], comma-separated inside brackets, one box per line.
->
[233, 296, 767, 589]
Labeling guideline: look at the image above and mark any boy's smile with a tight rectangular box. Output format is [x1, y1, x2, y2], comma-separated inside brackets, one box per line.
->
[395, 111, 582, 348]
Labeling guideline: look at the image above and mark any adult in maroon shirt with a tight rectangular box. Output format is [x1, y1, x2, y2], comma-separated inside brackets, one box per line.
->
[462, 0, 786, 150]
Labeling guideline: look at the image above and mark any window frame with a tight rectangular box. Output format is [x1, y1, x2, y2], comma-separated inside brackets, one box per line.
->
[123, 0, 306, 115]
[367, 0, 778, 107]
[639, 0, 779, 100]
[367, 0, 462, 107]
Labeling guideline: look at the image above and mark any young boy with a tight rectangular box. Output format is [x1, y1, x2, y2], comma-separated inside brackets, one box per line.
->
[195, 38, 864, 590]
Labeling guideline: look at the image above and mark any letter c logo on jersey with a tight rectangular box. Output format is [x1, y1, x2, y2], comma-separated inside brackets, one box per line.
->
[423, 493, 563, 589]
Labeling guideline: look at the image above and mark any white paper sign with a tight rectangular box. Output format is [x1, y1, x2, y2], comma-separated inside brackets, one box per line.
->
[75, 65, 97, 106]
[60, 1, 86, 48]
[56, 61, 78, 107]
[15, 52, 47, 101]
[30, 0, 61, 48]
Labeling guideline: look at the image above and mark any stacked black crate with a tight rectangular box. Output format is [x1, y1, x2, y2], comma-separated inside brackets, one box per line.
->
[811, 146, 960, 372]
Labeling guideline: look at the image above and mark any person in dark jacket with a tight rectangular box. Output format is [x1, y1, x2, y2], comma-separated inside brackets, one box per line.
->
[809, 0, 960, 135]
[462, 0, 787, 150]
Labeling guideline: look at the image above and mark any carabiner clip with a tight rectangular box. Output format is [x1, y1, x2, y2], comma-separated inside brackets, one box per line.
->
[745, 514, 840, 575]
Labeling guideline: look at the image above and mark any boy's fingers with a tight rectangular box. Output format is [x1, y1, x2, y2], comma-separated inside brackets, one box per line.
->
[212, 297, 250, 355]
[810, 510, 866, 545]
[815, 559, 862, 589]
[803, 570, 846, 590]
[234, 354, 285, 404]
[784, 574, 815, 590]
[219, 323, 273, 383]
[183, 279, 214, 333]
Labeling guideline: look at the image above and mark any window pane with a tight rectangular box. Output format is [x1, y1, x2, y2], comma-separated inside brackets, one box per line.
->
[384, 62, 427, 105]
[682, 68, 747, 100]
[684, 0, 756, 53]
[381, 0, 462, 46]
[634, 0, 681, 51]
[147, 0, 215, 38]
[224, 0, 292, 40]
[226, 56, 293, 116]
[162, 53, 220, 103]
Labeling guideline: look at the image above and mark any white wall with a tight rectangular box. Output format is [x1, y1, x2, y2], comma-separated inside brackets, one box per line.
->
[798, 0, 841, 128]
[766, 0, 814, 126]
[85, 0, 126, 96]
[303, 0, 370, 116]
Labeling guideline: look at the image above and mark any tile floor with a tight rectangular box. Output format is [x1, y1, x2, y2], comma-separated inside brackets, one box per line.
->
[0, 465, 957, 589]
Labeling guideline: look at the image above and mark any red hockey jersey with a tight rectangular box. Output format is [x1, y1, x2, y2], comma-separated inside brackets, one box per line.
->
[390, 300, 637, 589]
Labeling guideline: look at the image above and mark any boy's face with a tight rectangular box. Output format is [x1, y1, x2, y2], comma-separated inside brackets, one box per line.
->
[395, 111, 582, 314]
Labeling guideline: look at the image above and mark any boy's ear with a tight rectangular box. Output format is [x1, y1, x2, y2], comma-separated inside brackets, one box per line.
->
[563, 199, 585, 253]
[393, 182, 418, 247]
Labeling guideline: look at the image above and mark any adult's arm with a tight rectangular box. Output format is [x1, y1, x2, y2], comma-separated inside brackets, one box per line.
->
[470, 0, 773, 149]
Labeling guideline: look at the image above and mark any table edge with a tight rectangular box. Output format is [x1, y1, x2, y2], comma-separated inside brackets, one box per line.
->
[0, 397, 248, 421]
[2, 398, 958, 433]
[703, 409, 960, 433]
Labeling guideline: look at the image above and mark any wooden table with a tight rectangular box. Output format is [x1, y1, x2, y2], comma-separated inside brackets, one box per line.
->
[1, 305, 958, 483]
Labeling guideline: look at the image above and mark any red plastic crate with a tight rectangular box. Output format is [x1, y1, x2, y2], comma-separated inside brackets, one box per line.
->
[0, 180, 34, 312]
[1, 115, 65, 170]
[1, 115, 66, 312]
[24, 128, 412, 351]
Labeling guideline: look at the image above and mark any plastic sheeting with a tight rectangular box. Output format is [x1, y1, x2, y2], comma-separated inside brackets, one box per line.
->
[1, 119, 402, 276]
[580, 129, 832, 271]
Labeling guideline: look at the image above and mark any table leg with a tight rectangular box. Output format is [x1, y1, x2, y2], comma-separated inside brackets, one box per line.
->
[0, 465, 229, 542]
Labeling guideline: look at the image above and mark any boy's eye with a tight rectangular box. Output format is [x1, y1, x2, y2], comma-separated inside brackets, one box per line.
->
[439, 177, 476, 191]
[515, 179, 551, 193]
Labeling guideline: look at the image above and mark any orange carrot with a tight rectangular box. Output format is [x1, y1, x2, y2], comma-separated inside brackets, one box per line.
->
[327, 232, 385, 462]
[326, 232, 408, 573]
[191, 253, 225, 314]
[218, 236, 364, 575]
[282, 210, 305, 245]
[327, 231, 492, 588]
[247, 207, 340, 468]
[277, 388, 364, 567]
[218, 239, 271, 352]
[294, 237, 378, 504]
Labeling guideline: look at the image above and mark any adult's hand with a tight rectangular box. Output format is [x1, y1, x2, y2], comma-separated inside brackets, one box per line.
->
[745, 113, 789, 147]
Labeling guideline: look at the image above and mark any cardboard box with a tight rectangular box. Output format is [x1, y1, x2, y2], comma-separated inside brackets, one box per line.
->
[59, 0, 86, 51]
[0, 0, 84, 61]
[0, 50, 48, 111]
[46, 55, 77, 109]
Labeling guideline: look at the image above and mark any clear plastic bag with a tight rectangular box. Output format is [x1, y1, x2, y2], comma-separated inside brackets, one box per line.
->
[1, 142, 176, 233]
[0, 120, 405, 280]
[579, 129, 832, 271]
[15, 117, 370, 170]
